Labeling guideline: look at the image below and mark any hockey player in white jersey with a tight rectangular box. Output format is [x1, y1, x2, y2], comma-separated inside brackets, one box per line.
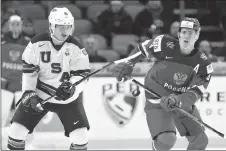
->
[7, 7, 91, 150]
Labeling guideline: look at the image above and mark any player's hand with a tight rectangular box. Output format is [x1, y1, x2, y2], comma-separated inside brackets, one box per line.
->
[160, 94, 182, 112]
[55, 81, 75, 101]
[113, 62, 134, 82]
[21, 90, 44, 113]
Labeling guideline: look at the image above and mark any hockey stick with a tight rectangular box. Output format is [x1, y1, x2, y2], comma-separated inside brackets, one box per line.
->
[131, 79, 224, 138]
[37, 52, 143, 106]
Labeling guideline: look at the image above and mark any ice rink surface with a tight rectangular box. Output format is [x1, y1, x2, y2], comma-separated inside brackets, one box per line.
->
[2, 131, 226, 150]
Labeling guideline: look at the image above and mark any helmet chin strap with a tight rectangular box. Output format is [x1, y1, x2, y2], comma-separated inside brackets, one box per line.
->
[50, 33, 66, 44]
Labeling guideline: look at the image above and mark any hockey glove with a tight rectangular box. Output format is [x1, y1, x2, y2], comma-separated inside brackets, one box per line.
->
[21, 90, 44, 113]
[113, 62, 134, 82]
[160, 94, 182, 112]
[55, 81, 75, 101]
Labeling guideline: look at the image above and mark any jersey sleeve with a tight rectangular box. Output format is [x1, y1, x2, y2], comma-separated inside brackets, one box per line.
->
[137, 35, 164, 59]
[21, 42, 40, 92]
[189, 62, 213, 95]
[70, 47, 91, 94]
[177, 61, 213, 109]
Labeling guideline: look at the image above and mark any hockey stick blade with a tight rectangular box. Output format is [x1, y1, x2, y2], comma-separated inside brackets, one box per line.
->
[131, 79, 224, 138]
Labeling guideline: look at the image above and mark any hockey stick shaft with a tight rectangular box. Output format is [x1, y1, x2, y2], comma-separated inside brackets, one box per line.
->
[131, 79, 224, 138]
[175, 107, 224, 138]
[39, 52, 142, 105]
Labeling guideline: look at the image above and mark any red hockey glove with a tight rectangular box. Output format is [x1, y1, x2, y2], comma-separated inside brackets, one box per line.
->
[113, 62, 134, 82]
[55, 81, 75, 101]
[171, 90, 200, 112]
[160, 94, 182, 112]
[21, 90, 44, 113]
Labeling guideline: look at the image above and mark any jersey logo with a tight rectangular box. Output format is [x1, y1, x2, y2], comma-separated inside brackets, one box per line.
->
[173, 72, 188, 85]
[65, 48, 70, 56]
[81, 48, 88, 56]
[73, 121, 79, 125]
[39, 43, 45, 47]
[166, 41, 175, 49]
[206, 64, 213, 74]
[165, 56, 173, 59]
[9, 50, 21, 61]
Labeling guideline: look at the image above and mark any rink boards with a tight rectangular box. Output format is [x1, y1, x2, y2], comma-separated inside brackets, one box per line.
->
[2, 76, 226, 149]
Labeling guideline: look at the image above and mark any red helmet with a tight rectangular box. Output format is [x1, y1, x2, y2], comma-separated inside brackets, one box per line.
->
[179, 17, 201, 33]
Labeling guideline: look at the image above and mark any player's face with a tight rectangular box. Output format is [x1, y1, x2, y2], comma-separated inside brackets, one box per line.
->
[8, 20, 23, 39]
[53, 25, 73, 41]
[178, 28, 199, 52]
[83, 37, 98, 55]
[170, 22, 180, 38]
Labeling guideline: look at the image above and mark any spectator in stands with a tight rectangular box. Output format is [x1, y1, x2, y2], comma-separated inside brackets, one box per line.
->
[1, 4, 18, 34]
[95, 0, 133, 46]
[1, 15, 31, 46]
[168, 21, 180, 39]
[198, 40, 221, 62]
[149, 19, 164, 39]
[215, 42, 226, 61]
[133, 0, 165, 38]
[82, 35, 107, 62]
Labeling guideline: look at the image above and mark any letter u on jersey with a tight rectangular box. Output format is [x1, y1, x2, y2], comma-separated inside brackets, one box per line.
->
[40, 51, 51, 63]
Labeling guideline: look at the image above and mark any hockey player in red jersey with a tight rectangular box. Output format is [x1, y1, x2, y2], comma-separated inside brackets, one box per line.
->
[113, 17, 213, 150]
[7, 7, 90, 150]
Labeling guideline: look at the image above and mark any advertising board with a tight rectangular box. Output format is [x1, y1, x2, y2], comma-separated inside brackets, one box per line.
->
[35, 76, 226, 139]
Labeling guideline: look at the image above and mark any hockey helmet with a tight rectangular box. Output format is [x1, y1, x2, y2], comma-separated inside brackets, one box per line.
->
[48, 7, 74, 42]
[179, 17, 201, 33]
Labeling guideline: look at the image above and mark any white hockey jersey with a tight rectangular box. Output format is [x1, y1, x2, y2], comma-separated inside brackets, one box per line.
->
[22, 33, 90, 104]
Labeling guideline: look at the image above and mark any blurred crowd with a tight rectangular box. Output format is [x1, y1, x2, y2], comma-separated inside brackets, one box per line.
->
[1, 0, 226, 63]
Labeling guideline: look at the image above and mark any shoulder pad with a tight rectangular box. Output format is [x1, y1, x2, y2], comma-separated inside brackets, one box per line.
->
[67, 36, 84, 49]
[196, 51, 213, 75]
[198, 51, 212, 65]
[31, 33, 50, 44]
[161, 35, 177, 49]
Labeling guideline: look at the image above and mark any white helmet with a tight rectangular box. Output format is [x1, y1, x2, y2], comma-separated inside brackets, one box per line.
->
[48, 7, 74, 42]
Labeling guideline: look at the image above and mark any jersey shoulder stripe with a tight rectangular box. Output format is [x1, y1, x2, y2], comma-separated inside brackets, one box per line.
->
[153, 35, 164, 52]
[36, 79, 57, 97]
[22, 60, 40, 73]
